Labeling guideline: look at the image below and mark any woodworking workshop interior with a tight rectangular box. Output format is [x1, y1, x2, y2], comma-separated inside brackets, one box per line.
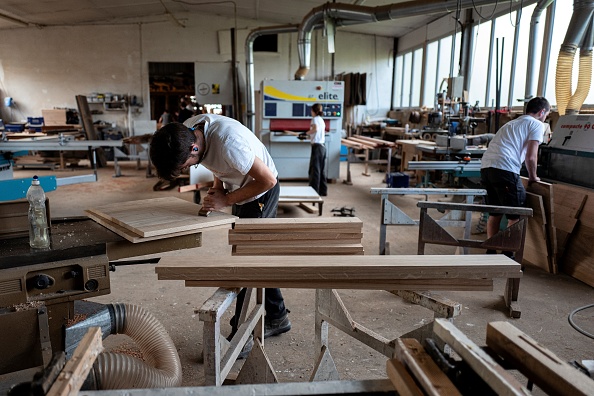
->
[2, 0, 594, 395]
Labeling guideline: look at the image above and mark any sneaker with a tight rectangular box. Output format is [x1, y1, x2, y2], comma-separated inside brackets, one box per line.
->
[264, 313, 291, 338]
[237, 335, 253, 360]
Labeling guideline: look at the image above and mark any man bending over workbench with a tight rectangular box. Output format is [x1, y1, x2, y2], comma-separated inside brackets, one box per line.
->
[150, 113, 292, 357]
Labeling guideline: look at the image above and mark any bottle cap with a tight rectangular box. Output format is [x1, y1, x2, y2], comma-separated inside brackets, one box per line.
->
[32, 175, 40, 185]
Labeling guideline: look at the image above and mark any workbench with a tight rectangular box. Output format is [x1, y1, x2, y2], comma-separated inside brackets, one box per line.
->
[279, 185, 324, 215]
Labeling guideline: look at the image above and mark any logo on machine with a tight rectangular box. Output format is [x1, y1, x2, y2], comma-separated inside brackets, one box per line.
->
[319, 92, 339, 100]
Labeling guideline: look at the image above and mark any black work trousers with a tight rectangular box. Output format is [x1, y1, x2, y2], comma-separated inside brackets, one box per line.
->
[309, 143, 327, 196]
[231, 181, 287, 333]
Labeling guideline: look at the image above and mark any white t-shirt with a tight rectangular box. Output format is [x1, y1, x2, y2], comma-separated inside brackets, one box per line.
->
[481, 115, 546, 174]
[311, 115, 326, 144]
[184, 114, 278, 204]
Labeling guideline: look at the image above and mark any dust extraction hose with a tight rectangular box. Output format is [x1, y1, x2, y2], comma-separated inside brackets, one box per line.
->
[88, 303, 182, 389]
[567, 51, 593, 114]
[555, 49, 575, 116]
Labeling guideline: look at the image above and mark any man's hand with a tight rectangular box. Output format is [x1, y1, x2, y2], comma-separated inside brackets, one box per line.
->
[297, 133, 307, 140]
[202, 187, 228, 211]
[528, 176, 540, 186]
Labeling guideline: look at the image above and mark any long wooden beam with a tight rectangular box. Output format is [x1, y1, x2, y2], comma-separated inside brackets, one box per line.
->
[156, 255, 522, 282]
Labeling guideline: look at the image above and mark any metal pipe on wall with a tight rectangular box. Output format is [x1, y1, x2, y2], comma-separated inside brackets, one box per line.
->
[537, 2, 556, 97]
[525, 0, 556, 103]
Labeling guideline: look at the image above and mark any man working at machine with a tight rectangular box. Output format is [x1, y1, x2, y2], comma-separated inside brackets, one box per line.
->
[480, 96, 550, 253]
[149, 113, 292, 354]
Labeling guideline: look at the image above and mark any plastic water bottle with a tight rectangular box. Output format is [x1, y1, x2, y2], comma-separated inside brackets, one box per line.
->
[27, 176, 50, 249]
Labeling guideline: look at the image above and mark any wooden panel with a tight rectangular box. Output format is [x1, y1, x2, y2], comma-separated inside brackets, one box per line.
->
[523, 192, 552, 272]
[185, 278, 494, 291]
[228, 231, 363, 244]
[233, 217, 362, 230]
[156, 254, 522, 281]
[486, 321, 594, 396]
[86, 197, 236, 237]
[521, 177, 557, 272]
[232, 244, 364, 255]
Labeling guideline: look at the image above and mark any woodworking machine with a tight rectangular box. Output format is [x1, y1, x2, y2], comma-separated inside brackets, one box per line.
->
[0, 219, 121, 379]
[540, 114, 594, 189]
[259, 80, 344, 180]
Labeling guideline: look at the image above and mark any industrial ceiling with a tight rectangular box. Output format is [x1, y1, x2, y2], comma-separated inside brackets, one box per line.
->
[0, 0, 457, 38]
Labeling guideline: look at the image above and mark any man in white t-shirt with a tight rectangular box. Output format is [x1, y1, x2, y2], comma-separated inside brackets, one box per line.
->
[480, 96, 550, 249]
[150, 114, 291, 355]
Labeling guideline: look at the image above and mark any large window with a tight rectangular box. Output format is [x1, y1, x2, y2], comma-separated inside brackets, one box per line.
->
[423, 41, 439, 107]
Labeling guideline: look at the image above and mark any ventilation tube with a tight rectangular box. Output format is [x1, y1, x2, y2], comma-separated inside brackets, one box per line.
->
[86, 303, 182, 389]
[567, 21, 594, 114]
[556, 0, 594, 115]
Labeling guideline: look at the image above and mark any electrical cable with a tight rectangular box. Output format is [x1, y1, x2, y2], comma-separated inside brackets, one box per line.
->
[568, 303, 594, 339]
[509, 0, 524, 27]
[471, 0, 499, 21]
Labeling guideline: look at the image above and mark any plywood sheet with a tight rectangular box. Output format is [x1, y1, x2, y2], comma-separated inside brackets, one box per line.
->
[86, 197, 236, 238]
[233, 217, 362, 230]
[523, 192, 552, 272]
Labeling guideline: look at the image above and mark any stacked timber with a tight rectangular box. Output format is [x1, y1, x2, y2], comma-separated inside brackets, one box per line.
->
[387, 319, 594, 395]
[341, 135, 396, 150]
[229, 217, 364, 256]
[521, 177, 593, 286]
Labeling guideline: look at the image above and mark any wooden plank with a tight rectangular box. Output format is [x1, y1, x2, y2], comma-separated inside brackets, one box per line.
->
[432, 319, 528, 396]
[229, 233, 363, 244]
[233, 217, 362, 230]
[185, 278, 494, 291]
[521, 177, 557, 273]
[86, 197, 236, 238]
[230, 227, 360, 235]
[486, 321, 594, 396]
[394, 338, 461, 396]
[386, 358, 424, 396]
[156, 255, 522, 281]
[391, 291, 462, 318]
[232, 244, 364, 255]
[279, 186, 321, 199]
[352, 135, 397, 147]
[47, 327, 102, 396]
[523, 192, 552, 272]
[87, 210, 209, 243]
[563, 224, 594, 287]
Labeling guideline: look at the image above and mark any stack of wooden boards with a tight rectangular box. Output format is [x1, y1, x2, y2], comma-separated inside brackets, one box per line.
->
[387, 319, 594, 396]
[228, 217, 364, 256]
[85, 197, 236, 243]
[521, 177, 593, 287]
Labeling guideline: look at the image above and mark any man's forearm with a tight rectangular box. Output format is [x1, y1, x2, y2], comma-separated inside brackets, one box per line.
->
[224, 179, 276, 206]
[526, 157, 538, 180]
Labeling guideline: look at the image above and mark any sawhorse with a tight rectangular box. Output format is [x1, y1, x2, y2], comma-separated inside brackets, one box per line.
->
[370, 187, 487, 255]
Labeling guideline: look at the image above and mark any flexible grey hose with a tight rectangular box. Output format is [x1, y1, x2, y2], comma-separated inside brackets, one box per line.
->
[90, 303, 182, 389]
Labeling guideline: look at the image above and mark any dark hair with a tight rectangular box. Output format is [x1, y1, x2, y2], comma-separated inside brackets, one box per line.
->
[311, 103, 323, 116]
[149, 122, 195, 180]
[525, 96, 550, 115]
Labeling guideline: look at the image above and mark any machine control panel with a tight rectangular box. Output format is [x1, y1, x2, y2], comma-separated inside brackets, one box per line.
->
[264, 102, 342, 119]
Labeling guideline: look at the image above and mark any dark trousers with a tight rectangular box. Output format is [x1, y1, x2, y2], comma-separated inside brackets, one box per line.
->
[309, 143, 327, 196]
[231, 181, 287, 331]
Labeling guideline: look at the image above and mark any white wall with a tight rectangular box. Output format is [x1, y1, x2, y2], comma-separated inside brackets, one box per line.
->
[0, 13, 394, 133]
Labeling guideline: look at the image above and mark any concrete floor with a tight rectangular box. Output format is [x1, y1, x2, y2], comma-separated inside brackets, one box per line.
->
[11, 158, 594, 388]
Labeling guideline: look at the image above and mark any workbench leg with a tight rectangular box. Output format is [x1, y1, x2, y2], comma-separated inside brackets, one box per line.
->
[203, 317, 223, 385]
[504, 278, 521, 318]
[462, 195, 474, 255]
[362, 149, 370, 176]
[315, 289, 329, 354]
[379, 196, 388, 255]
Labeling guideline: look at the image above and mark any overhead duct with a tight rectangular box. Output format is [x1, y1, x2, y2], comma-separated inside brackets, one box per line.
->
[524, 0, 556, 104]
[245, 24, 299, 132]
[294, 0, 513, 80]
[245, 1, 512, 131]
[556, 0, 594, 115]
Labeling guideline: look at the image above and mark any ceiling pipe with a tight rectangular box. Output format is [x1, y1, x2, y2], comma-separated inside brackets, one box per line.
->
[245, 24, 300, 131]
[524, 0, 555, 105]
[295, 0, 513, 80]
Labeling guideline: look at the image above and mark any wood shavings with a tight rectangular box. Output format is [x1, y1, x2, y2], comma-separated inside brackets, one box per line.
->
[66, 313, 88, 327]
[109, 342, 145, 361]
[12, 301, 44, 312]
